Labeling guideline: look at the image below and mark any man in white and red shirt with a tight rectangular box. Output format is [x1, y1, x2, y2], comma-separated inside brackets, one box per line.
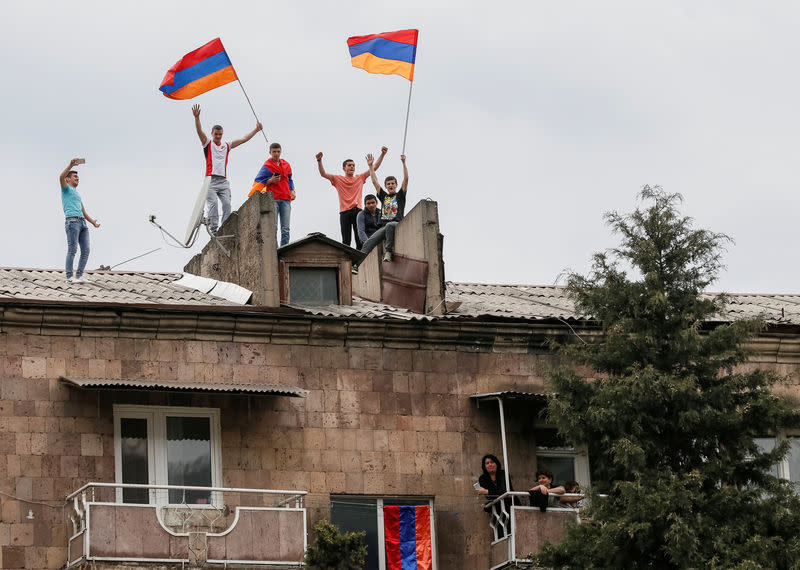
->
[192, 104, 262, 233]
[316, 146, 387, 249]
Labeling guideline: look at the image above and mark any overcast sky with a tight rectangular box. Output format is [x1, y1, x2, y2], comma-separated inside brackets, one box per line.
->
[4, 1, 798, 293]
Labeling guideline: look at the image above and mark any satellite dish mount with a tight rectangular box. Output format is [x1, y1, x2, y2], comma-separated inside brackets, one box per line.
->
[149, 176, 233, 256]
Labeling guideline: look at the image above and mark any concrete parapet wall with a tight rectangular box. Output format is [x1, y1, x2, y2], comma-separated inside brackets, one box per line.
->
[184, 192, 279, 307]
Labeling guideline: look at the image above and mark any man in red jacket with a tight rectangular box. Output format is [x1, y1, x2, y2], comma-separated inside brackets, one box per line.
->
[249, 142, 295, 246]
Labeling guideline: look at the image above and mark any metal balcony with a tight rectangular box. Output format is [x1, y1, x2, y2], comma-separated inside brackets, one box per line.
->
[484, 491, 584, 570]
[65, 482, 307, 568]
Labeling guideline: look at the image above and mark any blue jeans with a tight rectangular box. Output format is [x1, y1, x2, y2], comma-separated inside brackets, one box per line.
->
[65, 217, 90, 278]
[206, 175, 231, 232]
[275, 199, 291, 247]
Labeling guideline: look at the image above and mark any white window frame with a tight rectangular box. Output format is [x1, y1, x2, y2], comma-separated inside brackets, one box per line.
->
[113, 404, 222, 506]
[760, 431, 800, 483]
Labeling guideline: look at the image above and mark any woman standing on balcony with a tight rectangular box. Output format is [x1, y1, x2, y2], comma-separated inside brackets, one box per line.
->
[476, 454, 515, 538]
[476, 454, 511, 501]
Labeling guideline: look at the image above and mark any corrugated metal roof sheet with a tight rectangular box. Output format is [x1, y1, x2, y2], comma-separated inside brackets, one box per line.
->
[288, 298, 431, 321]
[470, 391, 549, 401]
[0, 268, 243, 306]
[60, 376, 308, 397]
[173, 273, 252, 304]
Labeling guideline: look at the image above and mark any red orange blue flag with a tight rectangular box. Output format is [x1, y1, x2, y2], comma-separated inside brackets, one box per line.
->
[383, 505, 432, 570]
[159, 38, 238, 100]
[347, 29, 419, 81]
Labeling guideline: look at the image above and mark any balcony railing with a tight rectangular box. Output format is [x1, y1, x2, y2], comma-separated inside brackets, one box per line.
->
[65, 482, 307, 568]
[484, 491, 588, 570]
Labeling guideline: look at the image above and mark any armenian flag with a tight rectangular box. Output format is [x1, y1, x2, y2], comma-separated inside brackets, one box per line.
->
[383, 505, 432, 570]
[347, 29, 419, 81]
[159, 38, 238, 100]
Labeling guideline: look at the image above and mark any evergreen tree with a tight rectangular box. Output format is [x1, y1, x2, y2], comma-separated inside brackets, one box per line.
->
[304, 519, 367, 570]
[537, 187, 800, 569]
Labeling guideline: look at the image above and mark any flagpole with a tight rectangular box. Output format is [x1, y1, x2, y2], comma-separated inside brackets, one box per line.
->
[236, 78, 269, 146]
[401, 79, 414, 155]
[224, 43, 269, 147]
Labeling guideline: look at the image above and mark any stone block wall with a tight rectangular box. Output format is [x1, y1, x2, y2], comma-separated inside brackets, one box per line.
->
[4, 321, 800, 569]
[0, 326, 557, 569]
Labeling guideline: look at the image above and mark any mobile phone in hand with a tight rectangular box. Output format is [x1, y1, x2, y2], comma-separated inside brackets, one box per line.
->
[76, 158, 86, 165]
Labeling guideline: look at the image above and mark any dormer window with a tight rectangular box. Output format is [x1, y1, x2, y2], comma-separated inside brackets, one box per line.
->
[277, 233, 362, 306]
[288, 267, 339, 306]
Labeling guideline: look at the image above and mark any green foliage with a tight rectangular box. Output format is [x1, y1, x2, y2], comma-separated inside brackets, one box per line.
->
[537, 187, 800, 569]
[304, 519, 367, 570]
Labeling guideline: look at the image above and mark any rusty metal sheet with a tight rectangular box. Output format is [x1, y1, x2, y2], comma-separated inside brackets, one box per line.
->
[381, 254, 429, 313]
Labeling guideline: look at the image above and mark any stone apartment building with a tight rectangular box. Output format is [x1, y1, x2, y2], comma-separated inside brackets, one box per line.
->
[2, 192, 800, 569]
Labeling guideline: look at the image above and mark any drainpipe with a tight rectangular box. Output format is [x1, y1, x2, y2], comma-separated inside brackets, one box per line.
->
[496, 397, 511, 493]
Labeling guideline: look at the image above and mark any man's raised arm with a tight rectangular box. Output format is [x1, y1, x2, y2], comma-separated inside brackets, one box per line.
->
[316, 152, 335, 182]
[59, 158, 81, 188]
[231, 121, 263, 149]
[192, 104, 208, 146]
[400, 154, 409, 192]
[371, 146, 389, 172]
[366, 154, 380, 192]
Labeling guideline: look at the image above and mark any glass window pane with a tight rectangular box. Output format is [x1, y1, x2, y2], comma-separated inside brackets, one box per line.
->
[331, 498, 379, 570]
[534, 427, 572, 450]
[755, 437, 780, 478]
[787, 436, 800, 485]
[537, 456, 575, 485]
[120, 418, 150, 504]
[289, 268, 339, 305]
[166, 416, 212, 504]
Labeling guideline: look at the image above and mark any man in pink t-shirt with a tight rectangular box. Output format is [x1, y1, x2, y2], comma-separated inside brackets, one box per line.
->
[316, 146, 387, 249]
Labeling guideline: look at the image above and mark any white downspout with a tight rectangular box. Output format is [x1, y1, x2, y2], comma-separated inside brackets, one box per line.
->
[496, 397, 511, 492]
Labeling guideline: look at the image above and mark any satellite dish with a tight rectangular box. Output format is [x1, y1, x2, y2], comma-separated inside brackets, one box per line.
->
[149, 176, 231, 256]
[185, 176, 211, 244]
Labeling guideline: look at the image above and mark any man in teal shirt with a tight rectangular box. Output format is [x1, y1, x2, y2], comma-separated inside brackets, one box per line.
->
[59, 158, 100, 283]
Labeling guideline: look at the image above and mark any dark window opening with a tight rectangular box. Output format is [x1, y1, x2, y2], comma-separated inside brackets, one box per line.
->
[289, 267, 339, 305]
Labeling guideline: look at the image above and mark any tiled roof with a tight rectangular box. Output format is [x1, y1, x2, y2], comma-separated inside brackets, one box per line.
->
[0, 268, 242, 306]
[445, 283, 800, 326]
[445, 282, 586, 321]
[711, 292, 800, 325]
[2, 268, 800, 325]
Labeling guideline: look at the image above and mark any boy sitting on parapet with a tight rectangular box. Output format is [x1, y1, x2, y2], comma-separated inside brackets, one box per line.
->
[360, 153, 409, 262]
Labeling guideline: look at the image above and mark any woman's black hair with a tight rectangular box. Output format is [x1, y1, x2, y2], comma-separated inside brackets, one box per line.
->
[481, 453, 503, 476]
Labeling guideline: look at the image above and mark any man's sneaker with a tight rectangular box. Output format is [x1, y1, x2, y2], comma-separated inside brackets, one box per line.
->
[66, 276, 74, 283]
[383, 252, 393, 262]
[73, 275, 90, 284]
